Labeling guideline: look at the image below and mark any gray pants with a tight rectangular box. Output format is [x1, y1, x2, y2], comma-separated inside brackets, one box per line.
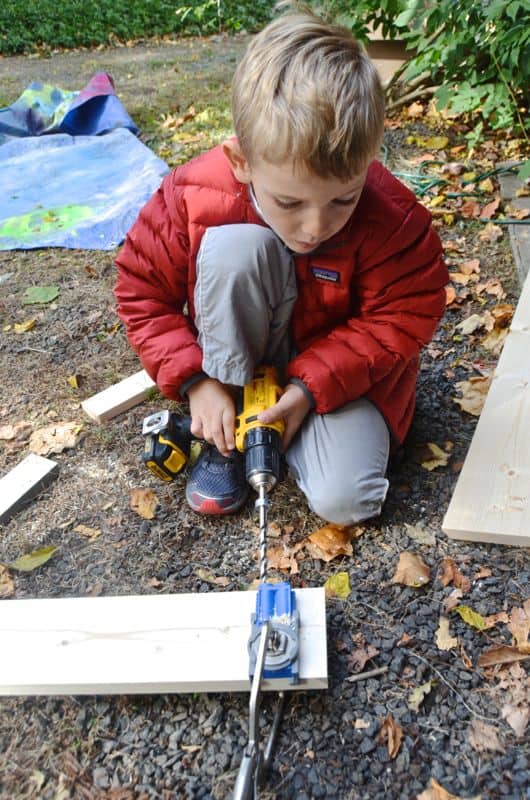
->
[195, 224, 390, 524]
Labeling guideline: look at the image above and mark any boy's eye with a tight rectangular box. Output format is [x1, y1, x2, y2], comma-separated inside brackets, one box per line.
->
[333, 195, 358, 206]
[274, 198, 301, 209]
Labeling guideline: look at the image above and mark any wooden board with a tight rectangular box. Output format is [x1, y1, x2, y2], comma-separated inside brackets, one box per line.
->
[0, 453, 59, 523]
[442, 270, 530, 546]
[498, 168, 530, 285]
[0, 588, 327, 695]
[81, 370, 156, 423]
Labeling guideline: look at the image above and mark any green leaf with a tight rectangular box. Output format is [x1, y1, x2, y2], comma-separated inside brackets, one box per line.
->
[9, 545, 58, 572]
[23, 285, 60, 305]
[324, 571, 351, 599]
[453, 604, 486, 631]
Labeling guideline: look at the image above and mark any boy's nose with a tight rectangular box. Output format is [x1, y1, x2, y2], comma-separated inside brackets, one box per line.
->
[301, 209, 329, 241]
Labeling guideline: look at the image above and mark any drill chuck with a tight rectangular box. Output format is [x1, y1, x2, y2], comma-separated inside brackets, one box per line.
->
[244, 427, 282, 493]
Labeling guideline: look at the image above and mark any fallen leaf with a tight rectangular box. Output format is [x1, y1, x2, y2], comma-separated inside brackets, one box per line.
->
[479, 222, 503, 243]
[354, 718, 370, 730]
[73, 524, 101, 541]
[460, 258, 481, 275]
[407, 101, 424, 118]
[460, 199, 481, 218]
[453, 605, 486, 630]
[481, 327, 508, 355]
[460, 643, 473, 669]
[0, 421, 32, 442]
[417, 777, 481, 800]
[14, 319, 37, 333]
[0, 564, 15, 598]
[482, 611, 510, 629]
[347, 642, 379, 672]
[502, 704, 529, 738]
[478, 645, 530, 668]
[22, 285, 60, 305]
[392, 551, 431, 588]
[324, 571, 351, 599]
[478, 177, 495, 193]
[29, 422, 83, 455]
[268, 542, 304, 574]
[456, 314, 485, 335]
[445, 285, 457, 306]
[305, 524, 354, 562]
[473, 566, 492, 581]
[480, 196, 501, 219]
[130, 488, 158, 520]
[418, 442, 450, 471]
[506, 206, 530, 220]
[196, 568, 230, 587]
[420, 135, 449, 150]
[443, 588, 464, 612]
[453, 375, 491, 416]
[474, 278, 505, 298]
[436, 617, 458, 650]
[408, 680, 433, 712]
[404, 523, 436, 546]
[67, 375, 79, 389]
[9, 545, 58, 572]
[468, 719, 504, 753]
[378, 715, 404, 759]
[490, 303, 514, 328]
[508, 600, 530, 648]
[439, 558, 470, 593]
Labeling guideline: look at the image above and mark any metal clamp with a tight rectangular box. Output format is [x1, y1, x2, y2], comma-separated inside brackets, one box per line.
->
[233, 623, 287, 800]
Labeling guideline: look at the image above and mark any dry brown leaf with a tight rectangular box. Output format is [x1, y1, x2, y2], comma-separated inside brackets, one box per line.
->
[480, 196, 501, 219]
[502, 698, 529, 738]
[482, 611, 510, 630]
[508, 600, 530, 648]
[73, 524, 101, 541]
[416, 777, 482, 800]
[305, 524, 354, 562]
[391, 551, 431, 588]
[481, 327, 508, 355]
[29, 421, 83, 455]
[479, 222, 503, 243]
[439, 558, 471, 593]
[460, 643, 473, 670]
[443, 588, 464, 612]
[474, 278, 505, 298]
[0, 421, 33, 442]
[453, 375, 491, 416]
[130, 488, 158, 520]
[445, 285, 457, 306]
[407, 101, 424, 118]
[347, 642, 379, 672]
[267, 543, 303, 575]
[477, 645, 530, 668]
[468, 719, 504, 753]
[473, 566, 492, 580]
[460, 199, 481, 218]
[196, 568, 230, 587]
[449, 271, 472, 285]
[506, 206, 530, 220]
[460, 258, 481, 275]
[491, 303, 514, 328]
[417, 442, 450, 471]
[378, 715, 404, 759]
[436, 617, 458, 651]
[0, 564, 15, 598]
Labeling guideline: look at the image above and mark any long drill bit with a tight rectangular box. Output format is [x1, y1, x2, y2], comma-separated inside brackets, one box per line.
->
[255, 484, 269, 583]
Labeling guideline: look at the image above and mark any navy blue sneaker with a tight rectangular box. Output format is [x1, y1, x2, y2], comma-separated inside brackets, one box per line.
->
[185, 444, 248, 514]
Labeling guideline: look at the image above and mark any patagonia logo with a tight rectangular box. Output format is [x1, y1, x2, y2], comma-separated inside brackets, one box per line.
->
[311, 266, 340, 283]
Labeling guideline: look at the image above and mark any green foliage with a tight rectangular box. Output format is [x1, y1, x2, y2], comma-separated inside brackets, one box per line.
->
[314, 0, 530, 135]
[0, 1, 273, 54]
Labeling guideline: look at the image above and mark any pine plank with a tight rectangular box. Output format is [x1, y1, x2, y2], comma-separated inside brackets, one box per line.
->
[81, 369, 156, 423]
[0, 453, 59, 523]
[0, 588, 327, 695]
[442, 270, 530, 546]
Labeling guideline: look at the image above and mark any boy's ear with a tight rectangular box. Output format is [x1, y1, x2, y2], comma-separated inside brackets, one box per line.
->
[222, 139, 252, 184]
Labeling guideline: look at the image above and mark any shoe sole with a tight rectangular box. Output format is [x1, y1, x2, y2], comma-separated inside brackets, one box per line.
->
[186, 489, 249, 515]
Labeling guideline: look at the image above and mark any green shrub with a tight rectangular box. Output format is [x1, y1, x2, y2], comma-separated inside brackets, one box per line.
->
[0, 1, 273, 54]
[314, 0, 530, 136]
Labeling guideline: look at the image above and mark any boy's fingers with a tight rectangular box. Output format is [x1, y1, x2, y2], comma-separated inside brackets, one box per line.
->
[222, 408, 236, 451]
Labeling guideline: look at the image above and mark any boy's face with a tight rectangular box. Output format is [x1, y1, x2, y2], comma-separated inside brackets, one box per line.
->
[224, 141, 367, 254]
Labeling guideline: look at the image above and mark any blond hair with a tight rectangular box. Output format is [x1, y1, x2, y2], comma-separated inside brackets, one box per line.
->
[231, 3, 385, 178]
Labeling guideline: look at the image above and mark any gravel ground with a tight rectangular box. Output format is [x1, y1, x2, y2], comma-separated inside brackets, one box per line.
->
[0, 37, 529, 800]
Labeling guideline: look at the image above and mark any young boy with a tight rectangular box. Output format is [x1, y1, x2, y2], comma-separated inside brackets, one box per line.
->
[115, 3, 448, 524]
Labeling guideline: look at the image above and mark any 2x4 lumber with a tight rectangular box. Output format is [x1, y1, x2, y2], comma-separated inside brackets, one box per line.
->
[0, 588, 327, 696]
[81, 369, 156, 423]
[442, 269, 530, 546]
[0, 453, 59, 523]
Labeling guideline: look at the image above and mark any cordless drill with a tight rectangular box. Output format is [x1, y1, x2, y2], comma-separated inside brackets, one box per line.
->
[141, 366, 285, 496]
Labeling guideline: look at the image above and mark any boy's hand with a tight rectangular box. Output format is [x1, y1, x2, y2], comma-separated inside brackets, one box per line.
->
[187, 378, 236, 456]
[257, 383, 312, 451]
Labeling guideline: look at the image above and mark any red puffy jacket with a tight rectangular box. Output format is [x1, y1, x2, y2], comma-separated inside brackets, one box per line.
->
[115, 144, 448, 443]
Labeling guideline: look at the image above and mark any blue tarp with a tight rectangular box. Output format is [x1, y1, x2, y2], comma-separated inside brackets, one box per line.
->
[0, 128, 169, 251]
